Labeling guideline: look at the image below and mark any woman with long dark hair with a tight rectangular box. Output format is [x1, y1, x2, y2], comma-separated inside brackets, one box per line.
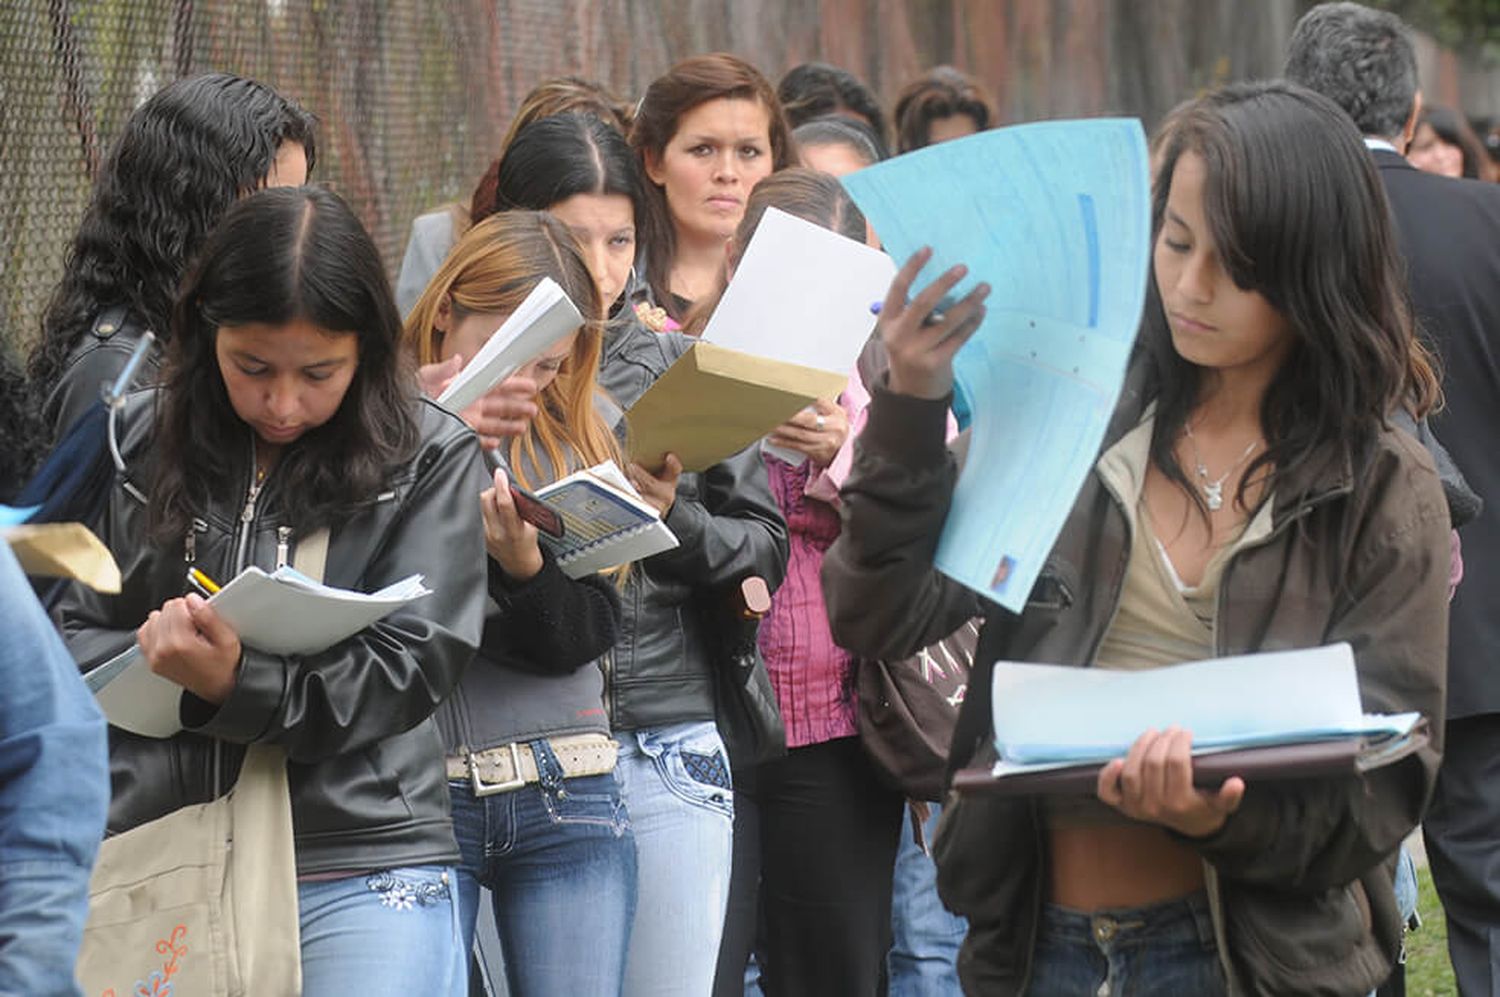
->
[826, 80, 1449, 995]
[405, 210, 638, 997]
[60, 186, 487, 995]
[629, 53, 796, 326]
[30, 72, 313, 440]
[493, 111, 789, 996]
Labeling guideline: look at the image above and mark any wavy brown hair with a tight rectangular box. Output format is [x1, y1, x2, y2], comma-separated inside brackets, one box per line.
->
[1146, 81, 1440, 518]
[892, 66, 995, 153]
[403, 212, 621, 488]
[630, 53, 796, 321]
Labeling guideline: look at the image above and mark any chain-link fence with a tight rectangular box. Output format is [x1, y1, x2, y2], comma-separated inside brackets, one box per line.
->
[10, 0, 1487, 361]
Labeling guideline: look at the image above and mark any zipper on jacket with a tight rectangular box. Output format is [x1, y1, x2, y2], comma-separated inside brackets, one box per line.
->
[601, 648, 615, 726]
[234, 465, 267, 570]
[184, 517, 207, 565]
[275, 526, 292, 570]
[1083, 469, 1136, 666]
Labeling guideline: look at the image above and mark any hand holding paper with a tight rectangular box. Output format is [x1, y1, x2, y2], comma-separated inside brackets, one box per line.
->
[136, 593, 242, 705]
[877, 248, 991, 401]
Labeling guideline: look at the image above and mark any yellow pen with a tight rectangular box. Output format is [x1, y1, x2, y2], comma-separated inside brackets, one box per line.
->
[186, 566, 221, 598]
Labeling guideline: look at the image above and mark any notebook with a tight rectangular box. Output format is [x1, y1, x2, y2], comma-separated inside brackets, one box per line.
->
[85, 566, 431, 738]
[435, 277, 584, 414]
[952, 725, 1430, 798]
[534, 460, 679, 577]
[952, 643, 1428, 797]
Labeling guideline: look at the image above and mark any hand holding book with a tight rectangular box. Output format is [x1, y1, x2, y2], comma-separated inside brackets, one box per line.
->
[136, 591, 242, 705]
[1094, 725, 1246, 838]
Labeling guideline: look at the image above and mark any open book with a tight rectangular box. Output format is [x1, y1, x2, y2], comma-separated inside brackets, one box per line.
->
[953, 644, 1428, 796]
[436, 277, 584, 414]
[534, 460, 678, 577]
[85, 566, 431, 738]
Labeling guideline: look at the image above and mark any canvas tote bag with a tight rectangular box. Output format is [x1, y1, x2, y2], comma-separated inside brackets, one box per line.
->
[76, 530, 329, 996]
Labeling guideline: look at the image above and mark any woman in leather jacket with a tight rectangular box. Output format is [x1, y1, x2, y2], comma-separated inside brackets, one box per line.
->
[824, 82, 1450, 996]
[494, 110, 790, 996]
[60, 186, 489, 996]
[406, 209, 640, 996]
[29, 72, 314, 444]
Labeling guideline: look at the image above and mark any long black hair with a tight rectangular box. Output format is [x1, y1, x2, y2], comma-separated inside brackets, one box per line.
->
[493, 112, 647, 227]
[152, 187, 418, 541]
[1145, 80, 1439, 515]
[30, 73, 315, 409]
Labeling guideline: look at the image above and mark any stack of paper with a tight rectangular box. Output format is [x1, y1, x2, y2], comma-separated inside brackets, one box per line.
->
[87, 566, 431, 738]
[535, 460, 679, 577]
[954, 644, 1426, 796]
[626, 207, 895, 473]
[436, 277, 584, 414]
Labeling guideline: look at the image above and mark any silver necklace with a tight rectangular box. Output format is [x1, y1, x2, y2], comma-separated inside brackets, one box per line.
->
[1182, 424, 1259, 511]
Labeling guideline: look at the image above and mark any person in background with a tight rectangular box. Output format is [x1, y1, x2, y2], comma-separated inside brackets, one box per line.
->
[59, 186, 488, 996]
[777, 62, 889, 158]
[493, 98, 791, 997]
[394, 76, 633, 317]
[1286, 6, 1500, 992]
[28, 72, 313, 442]
[629, 53, 796, 327]
[0, 540, 109, 997]
[776, 128, 969, 996]
[891, 66, 995, 154]
[1408, 104, 1497, 182]
[792, 117, 883, 177]
[826, 80, 1448, 996]
[406, 211, 636, 997]
[693, 169, 901, 996]
[0, 342, 45, 503]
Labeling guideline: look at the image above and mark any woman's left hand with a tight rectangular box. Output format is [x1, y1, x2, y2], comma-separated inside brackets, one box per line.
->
[1096, 726, 1245, 838]
[767, 398, 849, 467]
[480, 467, 543, 580]
[137, 594, 242, 704]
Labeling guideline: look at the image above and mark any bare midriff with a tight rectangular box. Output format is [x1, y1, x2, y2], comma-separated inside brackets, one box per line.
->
[1048, 824, 1205, 910]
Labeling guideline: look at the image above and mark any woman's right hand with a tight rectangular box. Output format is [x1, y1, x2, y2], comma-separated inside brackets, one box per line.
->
[880, 248, 990, 401]
[480, 467, 543, 580]
[417, 356, 540, 448]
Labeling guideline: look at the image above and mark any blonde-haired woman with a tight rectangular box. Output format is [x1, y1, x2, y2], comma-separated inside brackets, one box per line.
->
[406, 211, 649, 997]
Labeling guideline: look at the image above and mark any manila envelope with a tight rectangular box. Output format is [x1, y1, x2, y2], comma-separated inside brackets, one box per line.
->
[626, 341, 847, 473]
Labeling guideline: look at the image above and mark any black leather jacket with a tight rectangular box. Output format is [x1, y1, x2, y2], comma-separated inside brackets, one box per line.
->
[60, 390, 489, 876]
[597, 316, 789, 731]
[46, 306, 163, 439]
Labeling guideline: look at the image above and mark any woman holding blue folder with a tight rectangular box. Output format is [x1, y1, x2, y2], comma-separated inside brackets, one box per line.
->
[59, 186, 488, 996]
[824, 82, 1450, 996]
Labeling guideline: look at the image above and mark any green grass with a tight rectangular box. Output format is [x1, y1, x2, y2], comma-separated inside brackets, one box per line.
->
[1406, 864, 1456, 996]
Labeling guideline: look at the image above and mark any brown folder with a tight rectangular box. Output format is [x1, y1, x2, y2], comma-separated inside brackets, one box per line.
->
[951, 724, 1429, 798]
[625, 341, 847, 473]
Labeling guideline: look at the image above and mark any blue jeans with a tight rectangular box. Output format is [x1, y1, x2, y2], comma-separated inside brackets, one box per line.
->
[1027, 892, 1225, 997]
[889, 801, 967, 996]
[449, 747, 637, 997]
[298, 865, 466, 997]
[616, 721, 735, 996]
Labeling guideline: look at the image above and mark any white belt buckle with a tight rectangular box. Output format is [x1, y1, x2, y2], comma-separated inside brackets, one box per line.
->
[469, 742, 527, 797]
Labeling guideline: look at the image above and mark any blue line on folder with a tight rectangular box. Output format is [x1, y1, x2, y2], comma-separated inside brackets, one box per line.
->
[1079, 193, 1100, 329]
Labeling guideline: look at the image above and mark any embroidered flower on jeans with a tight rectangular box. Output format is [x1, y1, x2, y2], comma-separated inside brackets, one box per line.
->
[366, 871, 450, 911]
[131, 970, 172, 997]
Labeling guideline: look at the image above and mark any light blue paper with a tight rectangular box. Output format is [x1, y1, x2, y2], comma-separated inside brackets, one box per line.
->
[986, 643, 1419, 764]
[0, 505, 39, 527]
[841, 120, 1150, 611]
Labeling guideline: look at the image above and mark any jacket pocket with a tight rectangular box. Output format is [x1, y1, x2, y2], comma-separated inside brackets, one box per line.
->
[1222, 880, 1381, 995]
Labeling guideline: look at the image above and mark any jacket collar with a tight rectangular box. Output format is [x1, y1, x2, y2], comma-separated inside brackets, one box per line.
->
[1370, 147, 1416, 173]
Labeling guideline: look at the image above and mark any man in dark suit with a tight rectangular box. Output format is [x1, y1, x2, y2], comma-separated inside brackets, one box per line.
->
[1288, 5, 1500, 993]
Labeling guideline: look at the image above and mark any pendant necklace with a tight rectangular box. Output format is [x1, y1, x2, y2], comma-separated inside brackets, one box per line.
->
[1182, 424, 1260, 512]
